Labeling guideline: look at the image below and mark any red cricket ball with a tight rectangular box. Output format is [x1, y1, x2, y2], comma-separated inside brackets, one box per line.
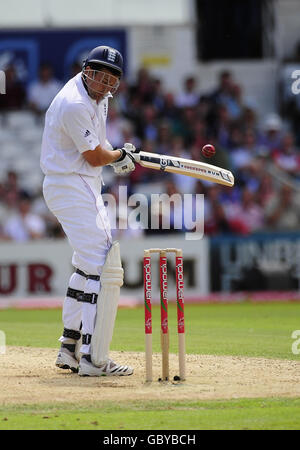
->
[202, 144, 216, 158]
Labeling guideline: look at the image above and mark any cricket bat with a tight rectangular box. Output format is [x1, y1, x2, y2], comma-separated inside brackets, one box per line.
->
[133, 151, 234, 187]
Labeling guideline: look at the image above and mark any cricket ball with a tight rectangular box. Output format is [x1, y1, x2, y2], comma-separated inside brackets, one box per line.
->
[202, 144, 216, 158]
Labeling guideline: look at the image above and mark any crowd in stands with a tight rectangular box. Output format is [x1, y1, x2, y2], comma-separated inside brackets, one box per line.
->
[0, 62, 300, 241]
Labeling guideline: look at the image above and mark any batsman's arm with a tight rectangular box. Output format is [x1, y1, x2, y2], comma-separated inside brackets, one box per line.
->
[62, 103, 123, 167]
[82, 145, 122, 167]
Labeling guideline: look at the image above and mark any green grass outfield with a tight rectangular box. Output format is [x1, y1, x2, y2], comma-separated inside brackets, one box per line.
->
[0, 302, 300, 430]
[1, 398, 300, 430]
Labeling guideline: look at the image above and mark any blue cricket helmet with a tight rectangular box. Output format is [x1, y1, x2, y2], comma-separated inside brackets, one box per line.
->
[83, 46, 123, 76]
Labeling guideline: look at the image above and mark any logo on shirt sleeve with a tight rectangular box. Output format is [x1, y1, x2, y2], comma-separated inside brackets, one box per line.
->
[84, 129, 91, 138]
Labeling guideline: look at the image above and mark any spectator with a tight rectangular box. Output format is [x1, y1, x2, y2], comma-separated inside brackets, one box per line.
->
[2, 189, 19, 217]
[156, 120, 173, 155]
[258, 113, 283, 152]
[230, 128, 259, 173]
[3, 193, 46, 241]
[214, 104, 232, 149]
[213, 79, 245, 122]
[151, 78, 165, 113]
[172, 134, 189, 158]
[264, 185, 300, 231]
[161, 92, 180, 122]
[257, 173, 277, 208]
[113, 79, 130, 117]
[242, 155, 269, 194]
[225, 187, 264, 234]
[241, 106, 258, 131]
[190, 119, 207, 150]
[227, 125, 244, 150]
[226, 83, 244, 120]
[175, 76, 200, 108]
[205, 70, 240, 137]
[1, 170, 35, 213]
[272, 132, 300, 178]
[130, 67, 153, 103]
[205, 185, 232, 235]
[125, 95, 143, 134]
[121, 122, 141, 152]
[1, 171, 22, 220]
[3, 170, 19, 193]
[140, 104, 159, 141]
[0, 64, 26, 110]
[197, 96, 211, 122]
[176, 106, 198, 146]
[209, 70, 234, 106]
[27, 63, 62, 115]
[106, 106, 131, 148]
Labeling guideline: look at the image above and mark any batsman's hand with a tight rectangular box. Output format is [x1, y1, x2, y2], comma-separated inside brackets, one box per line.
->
[111, 143, 140, 175]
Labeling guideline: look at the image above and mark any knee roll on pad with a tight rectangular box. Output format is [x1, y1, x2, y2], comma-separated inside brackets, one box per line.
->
[66, 287, 84, 300]
[67, 287, 98, 304]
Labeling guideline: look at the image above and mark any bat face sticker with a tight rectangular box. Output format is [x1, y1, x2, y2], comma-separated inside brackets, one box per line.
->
[160, 158, 168, 170]
[160, 158, 180, 170]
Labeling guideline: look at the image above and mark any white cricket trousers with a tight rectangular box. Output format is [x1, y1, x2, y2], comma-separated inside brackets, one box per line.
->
[43, 173, 112, 354]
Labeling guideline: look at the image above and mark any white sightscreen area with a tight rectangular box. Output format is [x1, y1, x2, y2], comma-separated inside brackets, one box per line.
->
[0, 0, 193, 27]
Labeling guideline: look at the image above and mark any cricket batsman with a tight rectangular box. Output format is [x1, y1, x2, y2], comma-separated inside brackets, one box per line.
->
[41, 45, 137, 376]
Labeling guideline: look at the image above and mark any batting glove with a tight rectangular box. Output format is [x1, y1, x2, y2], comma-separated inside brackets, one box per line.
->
[111, 143, 140, 175]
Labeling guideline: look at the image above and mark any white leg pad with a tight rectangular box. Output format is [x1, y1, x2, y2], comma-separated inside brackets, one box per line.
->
[91, 241, 124, 367]
[75, 335, 82, 362]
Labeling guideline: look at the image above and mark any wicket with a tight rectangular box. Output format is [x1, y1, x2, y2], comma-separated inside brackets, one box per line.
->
[143, 248, 186, 382]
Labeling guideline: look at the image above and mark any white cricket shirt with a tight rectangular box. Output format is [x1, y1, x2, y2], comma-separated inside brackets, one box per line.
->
[40, 73, 112, 177]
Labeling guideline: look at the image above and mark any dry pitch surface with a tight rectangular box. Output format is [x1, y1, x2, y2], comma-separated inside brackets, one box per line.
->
[1, 346, 300, 406]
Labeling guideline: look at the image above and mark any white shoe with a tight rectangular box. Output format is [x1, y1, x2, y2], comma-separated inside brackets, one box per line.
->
[78, 355, 134, 377]
[56, 346, 79, 373]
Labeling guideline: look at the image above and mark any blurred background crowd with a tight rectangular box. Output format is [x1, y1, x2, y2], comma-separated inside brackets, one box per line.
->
[0, 58, 300, 242]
